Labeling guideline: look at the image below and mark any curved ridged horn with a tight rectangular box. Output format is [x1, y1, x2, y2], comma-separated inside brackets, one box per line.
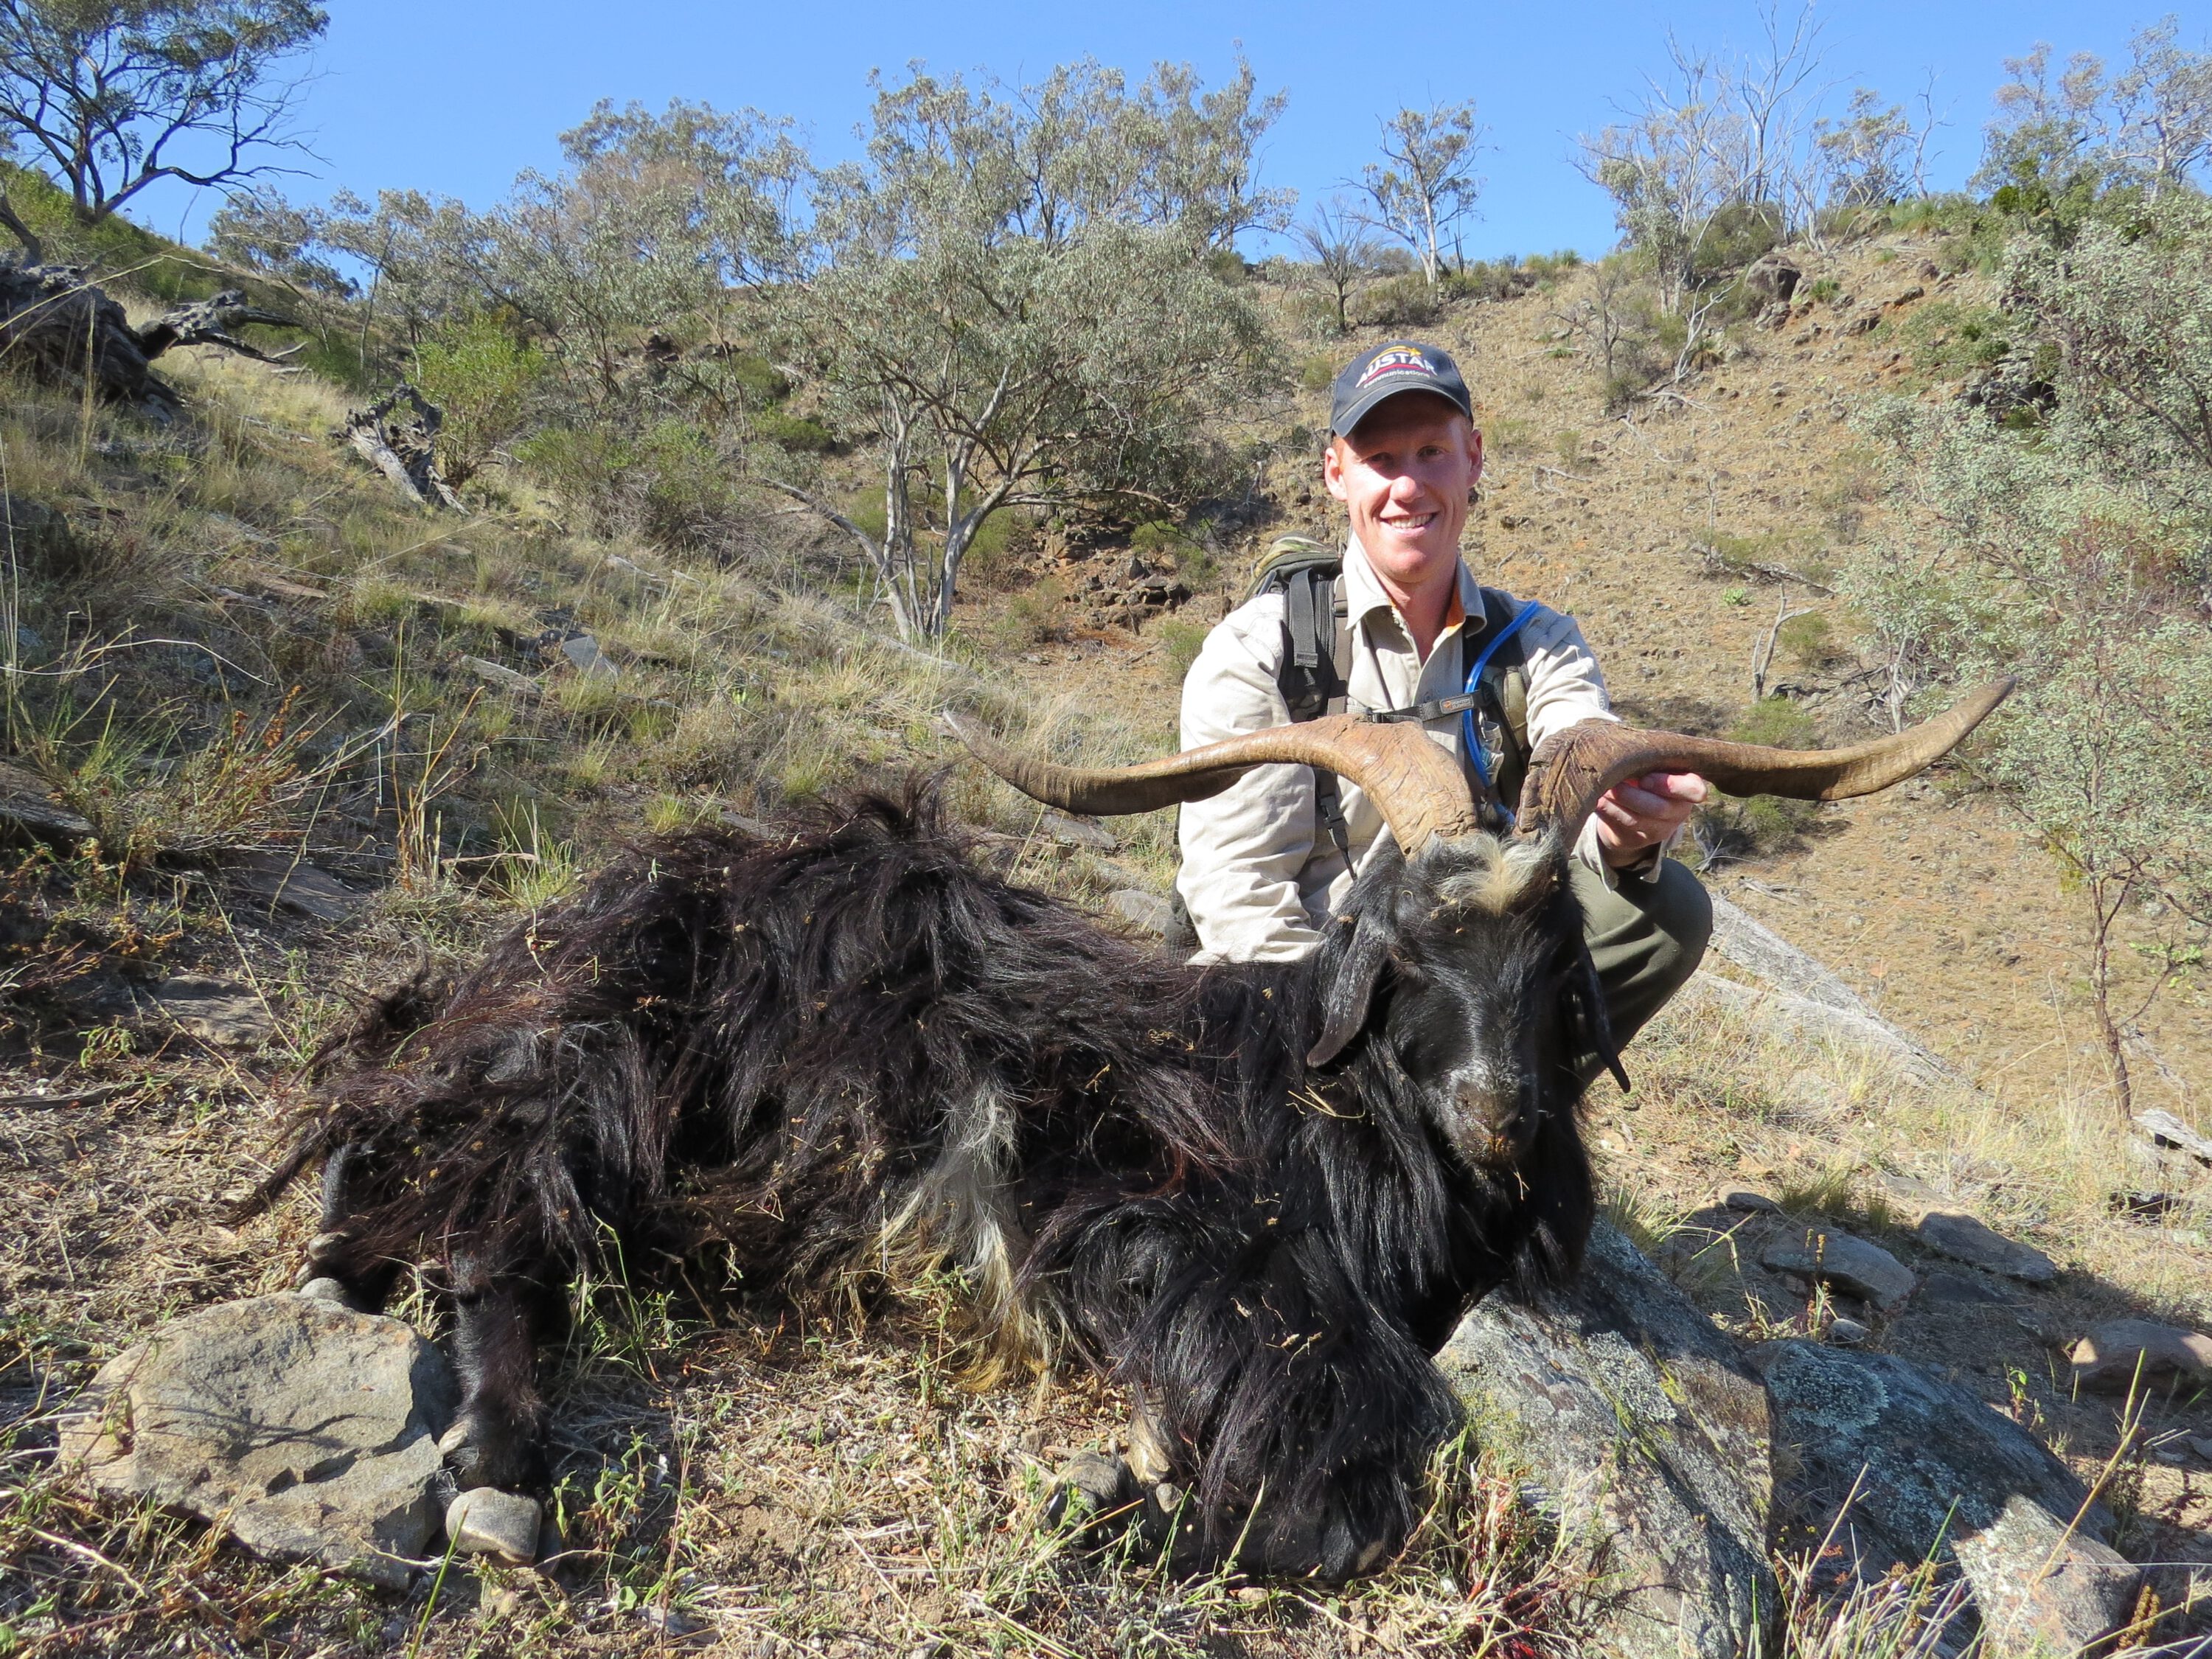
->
[1514, 678, 2014, 844]
[944, 709, 1484, 852]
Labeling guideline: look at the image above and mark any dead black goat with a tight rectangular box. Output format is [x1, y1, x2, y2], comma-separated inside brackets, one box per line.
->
[254, 686, 2008, 1580]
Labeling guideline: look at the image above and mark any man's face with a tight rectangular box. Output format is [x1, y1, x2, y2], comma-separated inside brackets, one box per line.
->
[1323, 394, 1484, 596]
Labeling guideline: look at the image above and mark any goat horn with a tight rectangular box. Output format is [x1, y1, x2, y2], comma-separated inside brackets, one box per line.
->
[943, 709, 1484, 852]
[1514, 678, 2015, 844]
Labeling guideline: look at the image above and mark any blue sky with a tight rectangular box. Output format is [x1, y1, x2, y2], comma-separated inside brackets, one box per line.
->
[134, 1, 2179, 259]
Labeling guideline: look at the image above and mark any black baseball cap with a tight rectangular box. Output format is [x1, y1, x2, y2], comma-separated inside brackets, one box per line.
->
[1328, 341, 1473, 436]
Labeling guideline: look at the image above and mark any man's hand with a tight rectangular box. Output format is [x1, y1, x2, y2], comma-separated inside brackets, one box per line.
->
[1592, 771, 1709, 869]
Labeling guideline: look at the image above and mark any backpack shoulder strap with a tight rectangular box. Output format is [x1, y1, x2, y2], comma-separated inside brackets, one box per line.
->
[1251, 536, 1354, 860]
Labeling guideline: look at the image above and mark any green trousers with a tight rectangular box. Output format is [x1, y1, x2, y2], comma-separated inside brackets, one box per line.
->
[1571, 856, 1713, 1081]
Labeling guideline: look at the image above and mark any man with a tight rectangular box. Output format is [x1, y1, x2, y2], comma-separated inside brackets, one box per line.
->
[1175, 339, 1713, 1066]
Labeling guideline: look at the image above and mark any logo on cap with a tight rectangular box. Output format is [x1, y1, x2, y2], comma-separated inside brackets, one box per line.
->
[1354, 345, 1439, 390]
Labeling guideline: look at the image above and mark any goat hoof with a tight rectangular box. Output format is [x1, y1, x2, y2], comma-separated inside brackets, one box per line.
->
[445, 1488, 541, 1564]
[1043, 1450, 1135, 1531]
[438, 1411, 543, 1493]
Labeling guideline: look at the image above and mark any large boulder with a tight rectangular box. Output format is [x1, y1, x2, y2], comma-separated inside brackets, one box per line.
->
[60, 1293, 456, 1588]
[1751, 1340, 2140, 1657]
[1439, 1222, 1779, 1659]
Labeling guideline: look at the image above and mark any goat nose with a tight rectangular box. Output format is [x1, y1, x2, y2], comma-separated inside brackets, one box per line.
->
[1455, 1078, 1534, 1158]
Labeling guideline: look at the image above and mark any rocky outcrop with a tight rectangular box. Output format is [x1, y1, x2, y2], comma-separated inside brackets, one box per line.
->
[1753, 1340, 2140, 1658]
[60, 1293, 457, 1587]
[1440, 1222, 1779, 1659]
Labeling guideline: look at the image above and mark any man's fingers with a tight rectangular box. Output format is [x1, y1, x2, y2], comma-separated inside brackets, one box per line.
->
[1637, 771, 1711, 804]
[1612, 784, 1695, 821]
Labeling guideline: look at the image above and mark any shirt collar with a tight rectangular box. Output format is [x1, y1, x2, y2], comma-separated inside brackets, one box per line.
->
[1342, 532, 1484, 645]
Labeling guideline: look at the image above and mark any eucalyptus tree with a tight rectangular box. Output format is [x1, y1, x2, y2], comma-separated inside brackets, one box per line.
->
[773, 65, 1278, 640]
[1853, 195, 2212, 1113]
[0, 0, 324, 257]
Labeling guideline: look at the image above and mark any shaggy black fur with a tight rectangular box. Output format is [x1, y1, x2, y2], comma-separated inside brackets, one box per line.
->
[259, 783, 1606, 1580]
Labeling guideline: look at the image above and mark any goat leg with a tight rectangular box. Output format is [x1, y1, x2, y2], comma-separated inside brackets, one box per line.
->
[441, 1245, 559, 1492]
[290, 1143, 400, 1309]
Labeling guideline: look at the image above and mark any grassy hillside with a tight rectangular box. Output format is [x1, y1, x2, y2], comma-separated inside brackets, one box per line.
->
[0, 220, 2206, 1655]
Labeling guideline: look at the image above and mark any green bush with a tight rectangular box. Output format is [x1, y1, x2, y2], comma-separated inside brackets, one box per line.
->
[752, 409, 835, 453]
[723, 351, 790, 406]
[414, 316, 548, 485]
[1357, 273, 1441, 329]
[1775, 611, 1833, 667]
[1728, 695, 1818, 748]
[1888, 299, 2011, 378]
[1158, 617, 1208, 681]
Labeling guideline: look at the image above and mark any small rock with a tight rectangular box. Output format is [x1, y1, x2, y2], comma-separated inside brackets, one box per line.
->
[461, 655, 543, 698]
[1040, 810, 1116, 851]
[0, 759, 94, 849]
[1044, 1450, 1132, 1527]
[1826, 1317, 1869, 1346]
[143, 975, 275, 1046]
[1714, 1186, 1781, 1214]
[1953, 1494, 2140, 1658]
[445, 1487, 542, 1563]
[2189, 1434, 2212, 1461]
[296, 1277, 351, 1304]
[220, 851, 358, 923]
[1761, 1226, 1916, 1311]
[60, 1294, 456, 1587]
[2067, 1319, 2212, 1394]
[558, 633, 619, 679]
[248, 573, 328, 603]
[1912, 1212, 2058, 1286]
[1109, 889, 1172, 936]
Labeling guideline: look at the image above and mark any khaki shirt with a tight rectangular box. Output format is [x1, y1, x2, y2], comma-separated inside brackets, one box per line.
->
[1175, 536, 1645, 963]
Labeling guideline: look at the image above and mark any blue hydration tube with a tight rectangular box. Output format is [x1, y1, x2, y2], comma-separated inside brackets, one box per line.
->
[1461, 600, 1543, 790]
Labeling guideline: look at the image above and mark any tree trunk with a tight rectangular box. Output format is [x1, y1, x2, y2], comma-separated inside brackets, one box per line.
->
[2089, 895, 2134, 1119]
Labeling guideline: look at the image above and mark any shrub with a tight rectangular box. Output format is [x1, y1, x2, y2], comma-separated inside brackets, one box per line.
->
[752, 409, 835, 453]
[1357, 273, 1441, 329]
[992, 574, 1068, 647]
[414, 316, 547, 486]
[1776, 611, 1832, 667]
[1158, 617, 1208, 681]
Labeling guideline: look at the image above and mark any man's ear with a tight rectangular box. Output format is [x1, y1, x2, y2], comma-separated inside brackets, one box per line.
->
[1322, 434, 1349, 503]
[1308, 908, 1391, 1067]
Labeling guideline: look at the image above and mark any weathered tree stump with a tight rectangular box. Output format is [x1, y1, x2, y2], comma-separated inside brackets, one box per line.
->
[0, 262, 299, 421]
[344, 383, 464, 510]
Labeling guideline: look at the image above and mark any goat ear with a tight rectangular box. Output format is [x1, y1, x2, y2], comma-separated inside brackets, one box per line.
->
[1308, 910, 1392, 1068]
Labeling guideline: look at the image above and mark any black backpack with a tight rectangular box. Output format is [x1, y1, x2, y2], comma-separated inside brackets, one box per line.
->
[1161, 536, 1536, 950]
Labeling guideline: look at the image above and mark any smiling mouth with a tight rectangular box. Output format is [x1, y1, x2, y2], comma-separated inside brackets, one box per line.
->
[1378, 512, 1436, 532]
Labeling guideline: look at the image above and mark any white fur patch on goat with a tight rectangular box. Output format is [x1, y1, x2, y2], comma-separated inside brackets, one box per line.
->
[1434, 835, 1556, 914]
[872, 1082, 1066, 1371]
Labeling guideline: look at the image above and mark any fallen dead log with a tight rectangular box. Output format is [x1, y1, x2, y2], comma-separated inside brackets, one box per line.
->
[344, 383, 464, 511]
[0, 262, 301, 421]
